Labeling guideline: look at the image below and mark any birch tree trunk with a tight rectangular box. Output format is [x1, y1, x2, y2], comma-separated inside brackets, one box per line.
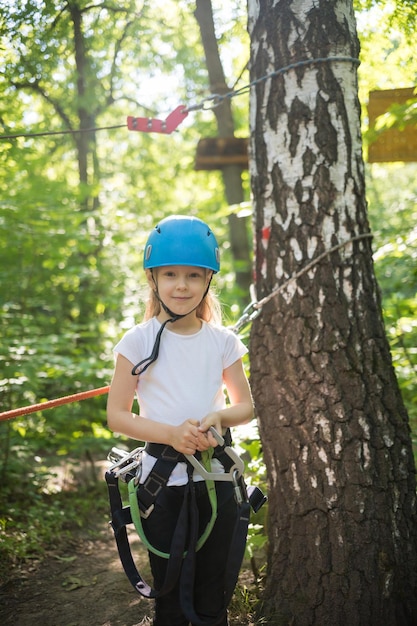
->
[247, 1, 417, 624]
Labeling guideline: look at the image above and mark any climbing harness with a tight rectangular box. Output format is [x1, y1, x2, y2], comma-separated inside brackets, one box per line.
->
[105, 427, 266, 624]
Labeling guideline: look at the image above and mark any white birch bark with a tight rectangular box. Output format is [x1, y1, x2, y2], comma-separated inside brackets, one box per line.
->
[247, 1, 417, 624]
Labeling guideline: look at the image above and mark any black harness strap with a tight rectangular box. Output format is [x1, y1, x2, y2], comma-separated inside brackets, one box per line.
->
[136, 444, 184, 516]
[106, 430, 254, 621]
[180, 476, 251, 626]
[106, 468, 190, 598]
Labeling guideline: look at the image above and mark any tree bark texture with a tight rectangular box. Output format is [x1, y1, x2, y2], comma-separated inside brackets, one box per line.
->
[247, 1, 417, 624]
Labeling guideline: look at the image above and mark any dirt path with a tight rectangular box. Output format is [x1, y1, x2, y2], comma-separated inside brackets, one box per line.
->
[0, 514, 152, 626]
[0, 452, 260, 626]
[0, 511, 258, 626]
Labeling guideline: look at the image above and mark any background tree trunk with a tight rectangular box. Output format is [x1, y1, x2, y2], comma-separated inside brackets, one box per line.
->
[247, 1, 417, 624]
[194, 0, 252, 299]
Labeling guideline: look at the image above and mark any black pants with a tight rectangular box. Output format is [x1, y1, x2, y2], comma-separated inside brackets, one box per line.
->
[141, 481, 238, 626]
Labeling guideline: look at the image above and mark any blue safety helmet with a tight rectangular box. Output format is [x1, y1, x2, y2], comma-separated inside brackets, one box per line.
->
[143, 215, 220, 273]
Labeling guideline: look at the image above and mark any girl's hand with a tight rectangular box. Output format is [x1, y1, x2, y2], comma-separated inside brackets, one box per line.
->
[171, 419, 200, 455]
[198, 413, 222, 448]
[196, 429, 212, 452]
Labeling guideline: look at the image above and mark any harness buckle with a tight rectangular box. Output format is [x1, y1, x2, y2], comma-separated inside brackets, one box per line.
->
[140, 504, 155, 519]
[142, 471, 167, 498]
[107, 446, 143, 483]
[232, 469, 246, 505]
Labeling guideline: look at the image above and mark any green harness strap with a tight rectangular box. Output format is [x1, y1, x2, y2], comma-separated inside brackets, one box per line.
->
[128, 449, 217, 559]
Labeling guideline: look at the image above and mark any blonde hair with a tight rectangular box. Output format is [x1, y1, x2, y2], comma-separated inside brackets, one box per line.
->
[144, 269, 222, 325]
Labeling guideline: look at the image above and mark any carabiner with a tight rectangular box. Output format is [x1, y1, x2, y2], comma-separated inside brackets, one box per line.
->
[107, 446, 143, 483]
[231, 301, 262, 334]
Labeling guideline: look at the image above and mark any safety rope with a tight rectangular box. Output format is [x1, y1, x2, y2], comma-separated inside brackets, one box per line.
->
[0, 232, 373, 422]
[230, 232, 373, 334]
[0, 385, 110, 422]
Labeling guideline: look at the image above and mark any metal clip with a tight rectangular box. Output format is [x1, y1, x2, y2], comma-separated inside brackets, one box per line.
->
[185, 427, 245, 482]
[231, 301, 262, 335]
[232, 468, 244, 504]
[107, 446, 143, 483]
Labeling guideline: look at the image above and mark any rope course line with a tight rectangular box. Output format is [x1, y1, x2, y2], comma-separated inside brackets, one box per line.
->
[0, 385, 110, 422]
[0, 125, 126, 141]
[230, 232, 373, 334]
[0, 54, 366, 419]
[186, 56, 361, 112]
[0, 56, 360, 140]
[0, 233, 374, 421]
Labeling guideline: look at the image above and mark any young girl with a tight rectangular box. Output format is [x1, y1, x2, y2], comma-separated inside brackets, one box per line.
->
[107, 215, 254, 626]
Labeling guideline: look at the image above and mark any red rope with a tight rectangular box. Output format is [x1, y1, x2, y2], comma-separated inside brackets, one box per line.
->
[0, 385, 110, 422]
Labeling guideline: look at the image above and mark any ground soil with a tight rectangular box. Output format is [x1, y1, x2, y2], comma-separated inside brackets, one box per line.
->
[0, 511, 153, 626]
[0, 467, 260, 626]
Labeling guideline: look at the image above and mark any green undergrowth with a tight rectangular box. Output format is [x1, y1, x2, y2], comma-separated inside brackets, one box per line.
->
[0, 443, 111, 585]
[0, 432, 269, 626]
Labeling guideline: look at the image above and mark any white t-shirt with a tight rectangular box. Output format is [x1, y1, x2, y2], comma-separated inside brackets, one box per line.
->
[114, 317, 248, 485]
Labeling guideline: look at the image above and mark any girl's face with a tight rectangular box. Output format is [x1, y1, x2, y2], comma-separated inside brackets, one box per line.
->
[147, 265, 212, 318]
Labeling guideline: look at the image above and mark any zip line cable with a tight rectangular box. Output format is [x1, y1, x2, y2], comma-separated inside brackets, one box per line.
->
[254, 233, 373, 312]
[230, 232, 373, 334]
[0, 54, 365, 419]
[0, 124, 126, 140]
[0, 56, 359, 141]
[186, 56, 360, 112]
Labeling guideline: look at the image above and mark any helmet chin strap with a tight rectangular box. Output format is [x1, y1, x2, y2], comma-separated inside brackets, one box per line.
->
[154, 292, 184, 321]
[131, 271, 212, 376]
[152, 270, 212, 320]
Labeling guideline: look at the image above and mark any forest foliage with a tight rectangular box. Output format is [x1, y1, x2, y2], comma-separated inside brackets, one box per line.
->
[0, 0, 416, 581]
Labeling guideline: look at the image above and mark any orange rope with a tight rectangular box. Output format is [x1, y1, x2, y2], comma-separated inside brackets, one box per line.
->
[0, 385, 110, 422]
